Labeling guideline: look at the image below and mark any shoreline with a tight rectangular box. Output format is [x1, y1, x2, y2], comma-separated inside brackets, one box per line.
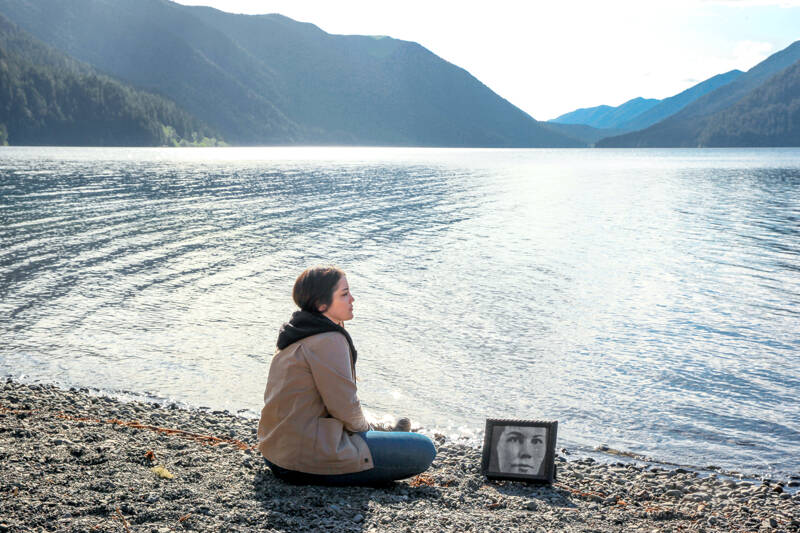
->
[5, 376, 793, 485]
[1, 379, 797, 532]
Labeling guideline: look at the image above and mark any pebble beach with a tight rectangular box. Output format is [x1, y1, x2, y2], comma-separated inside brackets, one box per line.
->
[0, 379, 798, 532]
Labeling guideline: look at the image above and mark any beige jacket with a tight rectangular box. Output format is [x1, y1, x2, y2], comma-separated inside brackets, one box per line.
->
[257, 331, 374, 475]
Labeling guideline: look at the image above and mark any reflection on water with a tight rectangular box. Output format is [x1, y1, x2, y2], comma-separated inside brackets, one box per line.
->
[1, 147, 799, 478]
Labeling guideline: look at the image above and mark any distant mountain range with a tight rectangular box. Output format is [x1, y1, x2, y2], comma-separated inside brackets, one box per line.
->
[0, 0, 796, 147]
[615, 70, 743, 132]
[547, 70, 746, 145]
[550, 97, 660, 129]
[550, 71, 744, 134]
[548, 42, 798, 148]
[598, 41, 800, 147]
[0, 0, 582, 147]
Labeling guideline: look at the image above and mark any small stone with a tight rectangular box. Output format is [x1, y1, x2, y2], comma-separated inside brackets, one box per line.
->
[69, 446, 85, 457]
[686, 492, 711, 502]
[764, 517, 778, 528]
[664, 489, 683, 499]
[352, 514, 363, 522]
[524, 501, 538, 511]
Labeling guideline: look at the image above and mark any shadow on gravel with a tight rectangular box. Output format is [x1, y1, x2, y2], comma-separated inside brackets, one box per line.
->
[490, 480, 579, 509]
[251, 463, 443, 532]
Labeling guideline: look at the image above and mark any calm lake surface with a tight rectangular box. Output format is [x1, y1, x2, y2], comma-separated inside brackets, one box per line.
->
[1, 146, 798, 478]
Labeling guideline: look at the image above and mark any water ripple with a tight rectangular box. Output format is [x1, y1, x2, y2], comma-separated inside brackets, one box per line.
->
[1, 147, 799, 478]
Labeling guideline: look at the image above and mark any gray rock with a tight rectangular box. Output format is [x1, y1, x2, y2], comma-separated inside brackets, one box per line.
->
[6, 379, 794, 533]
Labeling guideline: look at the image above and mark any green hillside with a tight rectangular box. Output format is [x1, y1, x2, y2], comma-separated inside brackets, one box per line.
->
[0, 0, 583, 147]
[697, 59, 800, 147]
[0, 13, 220, 146]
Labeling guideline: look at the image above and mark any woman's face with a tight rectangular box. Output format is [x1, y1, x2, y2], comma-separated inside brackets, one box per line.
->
[320, 275, 354, 325]
[496, 426, 547, 474]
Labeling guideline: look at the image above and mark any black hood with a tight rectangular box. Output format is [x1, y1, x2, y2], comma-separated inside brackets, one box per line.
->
[276, 310, 357, 365]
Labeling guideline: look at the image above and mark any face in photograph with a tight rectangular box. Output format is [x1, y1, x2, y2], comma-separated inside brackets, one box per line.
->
[495, 425, 548, 475]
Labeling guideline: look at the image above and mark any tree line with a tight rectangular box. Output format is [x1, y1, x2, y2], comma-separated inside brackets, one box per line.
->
[0, 14, 222, 146]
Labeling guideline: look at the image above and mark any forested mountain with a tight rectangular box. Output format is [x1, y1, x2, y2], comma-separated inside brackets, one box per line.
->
[616, 70, 743, 131]
[549, 97, 659, 129]
[0, 13, 219, 146]
[695, 59, 800, 147]
[0, 0, 584, 147]
[598, 41, 800, 147]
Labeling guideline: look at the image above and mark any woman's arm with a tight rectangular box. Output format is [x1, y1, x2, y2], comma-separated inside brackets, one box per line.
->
[303, 333, 370, 433]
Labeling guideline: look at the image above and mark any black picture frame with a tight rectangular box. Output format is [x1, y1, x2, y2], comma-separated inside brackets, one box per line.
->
[481, 419, 558, 483]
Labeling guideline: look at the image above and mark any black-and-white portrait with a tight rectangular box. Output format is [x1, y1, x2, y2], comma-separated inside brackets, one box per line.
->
[481, 419, 558, 482]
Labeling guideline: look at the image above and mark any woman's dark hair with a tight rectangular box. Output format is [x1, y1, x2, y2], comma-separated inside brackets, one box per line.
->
[293, 266, 345, 313]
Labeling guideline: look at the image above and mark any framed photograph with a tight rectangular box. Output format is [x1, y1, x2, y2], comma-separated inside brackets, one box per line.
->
[481, 419, 558, 483]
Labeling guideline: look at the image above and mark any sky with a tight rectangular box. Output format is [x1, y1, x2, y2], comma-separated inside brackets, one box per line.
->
[173, 0, 800, 121]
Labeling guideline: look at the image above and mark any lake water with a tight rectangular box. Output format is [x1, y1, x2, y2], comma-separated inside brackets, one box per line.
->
[1, 146, 798, 479]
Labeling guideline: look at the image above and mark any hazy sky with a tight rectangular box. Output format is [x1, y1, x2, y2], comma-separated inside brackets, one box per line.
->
[173, 0, 800, 121]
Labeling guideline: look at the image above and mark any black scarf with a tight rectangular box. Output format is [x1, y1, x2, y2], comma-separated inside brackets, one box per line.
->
[276, 310, 357, 365]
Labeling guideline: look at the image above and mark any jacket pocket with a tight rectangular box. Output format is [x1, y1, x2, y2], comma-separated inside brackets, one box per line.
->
[314, 417, 346, 462]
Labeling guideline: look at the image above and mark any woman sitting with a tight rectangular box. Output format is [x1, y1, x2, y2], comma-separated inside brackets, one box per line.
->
[257, 266, 436, 485]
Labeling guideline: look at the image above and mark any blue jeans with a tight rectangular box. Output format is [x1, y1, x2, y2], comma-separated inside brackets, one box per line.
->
[264, 431, 437, 486]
